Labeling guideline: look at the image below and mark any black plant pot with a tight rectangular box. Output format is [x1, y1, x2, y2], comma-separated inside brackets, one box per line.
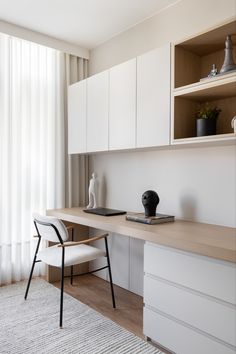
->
[196, 118, 217, 137]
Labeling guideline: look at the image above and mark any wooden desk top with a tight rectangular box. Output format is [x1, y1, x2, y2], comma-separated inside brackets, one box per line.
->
[47, 207, 236, 263]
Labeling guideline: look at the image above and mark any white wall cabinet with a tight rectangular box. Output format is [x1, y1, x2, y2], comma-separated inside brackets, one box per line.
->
[143, 242, 236, 354]
[137, 44, 171, 148]
[68, 80, 87, 154]
[109, 58, 136, 150]
[87, 71, 109, 152]
[68, 43, 171, 154]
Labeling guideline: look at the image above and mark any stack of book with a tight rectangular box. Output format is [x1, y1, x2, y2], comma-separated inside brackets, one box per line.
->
[126, 212, 175, 225]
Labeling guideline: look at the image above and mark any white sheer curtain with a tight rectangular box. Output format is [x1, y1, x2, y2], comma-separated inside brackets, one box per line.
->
[0, 34, 65, 285]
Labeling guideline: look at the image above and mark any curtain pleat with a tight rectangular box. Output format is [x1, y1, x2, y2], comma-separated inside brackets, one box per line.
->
[0, 34, 65, 285]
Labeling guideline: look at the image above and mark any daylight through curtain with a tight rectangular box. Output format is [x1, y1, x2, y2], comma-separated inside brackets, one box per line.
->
[0, 34, 65, 285]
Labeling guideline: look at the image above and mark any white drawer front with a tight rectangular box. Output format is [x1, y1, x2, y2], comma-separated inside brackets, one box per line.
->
[144, 307, 236, 354]
[144, 275, 236, 346]
[144, 243, 236, 304]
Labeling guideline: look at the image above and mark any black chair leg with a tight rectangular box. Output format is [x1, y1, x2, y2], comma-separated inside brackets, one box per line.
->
[60, 247, 65, 328]
[24, 237, 41, 300]
[104, 237, 116, 308]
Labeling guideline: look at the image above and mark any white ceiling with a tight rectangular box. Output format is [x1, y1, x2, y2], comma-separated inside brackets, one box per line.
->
[0, 0, 179, 49]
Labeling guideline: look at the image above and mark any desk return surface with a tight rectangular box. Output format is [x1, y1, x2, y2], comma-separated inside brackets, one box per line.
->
[47, 207, 236, 263]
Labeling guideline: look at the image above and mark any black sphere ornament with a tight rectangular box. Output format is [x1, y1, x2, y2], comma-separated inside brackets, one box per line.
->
[142, 190, 160, 217]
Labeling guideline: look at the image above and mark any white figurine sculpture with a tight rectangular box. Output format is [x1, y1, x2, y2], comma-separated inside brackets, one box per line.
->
[231, 116, 236, 133]
[87, 172, 98, 209]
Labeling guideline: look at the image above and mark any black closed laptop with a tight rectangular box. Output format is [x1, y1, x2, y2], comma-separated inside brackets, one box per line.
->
[83, 207, 126, 216]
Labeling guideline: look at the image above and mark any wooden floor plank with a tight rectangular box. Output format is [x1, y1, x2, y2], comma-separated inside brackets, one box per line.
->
[53, 274, 143, 338]
[53, 274, 170, 353]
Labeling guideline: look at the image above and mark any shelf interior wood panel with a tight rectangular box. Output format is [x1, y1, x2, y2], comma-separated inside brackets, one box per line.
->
[175, 19, 236, 56]
[174, 96, 236, 139]
[174, 80, 236, 101]
[174, 19, 236, 88]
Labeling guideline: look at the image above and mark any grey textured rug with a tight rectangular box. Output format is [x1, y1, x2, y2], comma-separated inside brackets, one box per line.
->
[0, 279, 163, 354]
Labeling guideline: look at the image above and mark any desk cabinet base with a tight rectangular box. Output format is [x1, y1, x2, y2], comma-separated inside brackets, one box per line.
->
[144, 307, 235, 354]
[143, 242, 236, 353]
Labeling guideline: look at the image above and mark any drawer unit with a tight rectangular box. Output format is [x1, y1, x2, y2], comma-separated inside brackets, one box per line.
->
[144, 243, 236, 304]
[143, 242, 236, 353]
[144, 307, 236, 354]
[144, 275, 236, 346]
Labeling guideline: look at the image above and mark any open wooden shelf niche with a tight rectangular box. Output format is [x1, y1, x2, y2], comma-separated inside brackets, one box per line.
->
[172, 19, 236, 142]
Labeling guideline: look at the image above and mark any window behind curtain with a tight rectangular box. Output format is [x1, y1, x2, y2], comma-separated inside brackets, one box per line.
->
[0, 33, 65, 285]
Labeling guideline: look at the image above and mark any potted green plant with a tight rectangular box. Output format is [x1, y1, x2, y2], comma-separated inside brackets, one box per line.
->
[196, 103, 221, 137]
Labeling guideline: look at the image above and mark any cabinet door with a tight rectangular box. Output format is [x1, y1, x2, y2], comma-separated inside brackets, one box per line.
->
[109, 58, 136, 150]
[68, 80, 86, 154]
[109, 233, 129, 289]
[87, 71, 109, 152]
[129, 238, 144, 296]
[137, 43, 171, 148]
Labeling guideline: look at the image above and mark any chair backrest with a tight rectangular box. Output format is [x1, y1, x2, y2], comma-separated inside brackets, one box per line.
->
[33, 213, 69, 243]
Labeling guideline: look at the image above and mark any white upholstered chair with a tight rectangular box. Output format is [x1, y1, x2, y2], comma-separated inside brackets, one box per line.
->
[24, 213, 116, 328]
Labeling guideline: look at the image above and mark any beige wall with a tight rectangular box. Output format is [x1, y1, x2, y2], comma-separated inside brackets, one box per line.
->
[89, 0, 236, 75]
[88, 0, 236, 227]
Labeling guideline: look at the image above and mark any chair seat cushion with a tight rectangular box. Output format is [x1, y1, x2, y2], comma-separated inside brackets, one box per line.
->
[38, 243, 106, 267]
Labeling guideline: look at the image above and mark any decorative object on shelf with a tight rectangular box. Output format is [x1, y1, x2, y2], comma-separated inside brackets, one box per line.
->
[231, 116, 236, 133]
[220, 35, 236, 74]
[208, 64, 218, 77]
[196, 103, 221, 137]
[142, 190, 160, 217]
[87, 172, 98, 209]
